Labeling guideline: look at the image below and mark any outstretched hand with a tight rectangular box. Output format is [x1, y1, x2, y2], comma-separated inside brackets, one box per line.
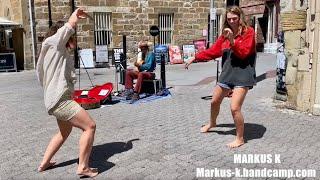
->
[69, 8, 89, 28]
[185, 61, 192, 69]
[75, 8, 88, 19]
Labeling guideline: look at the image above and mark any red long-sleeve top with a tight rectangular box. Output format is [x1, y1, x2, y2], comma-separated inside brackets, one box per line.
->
[195, 26, 256, 61]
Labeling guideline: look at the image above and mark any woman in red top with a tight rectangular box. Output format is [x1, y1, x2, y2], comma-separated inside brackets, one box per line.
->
[185, 6, 256, 148]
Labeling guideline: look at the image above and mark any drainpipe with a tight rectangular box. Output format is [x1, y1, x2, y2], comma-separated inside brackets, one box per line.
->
[48, 0, 52, 27]
[209, 0, 215, 45]
[28, 0, 36, 69]
[310, 0, 320, 114]
[71, 0, 79, 68]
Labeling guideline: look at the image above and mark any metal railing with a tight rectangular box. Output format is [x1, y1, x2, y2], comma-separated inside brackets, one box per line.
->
[159, 13, 174, 45]
[94, 12, 112, 45]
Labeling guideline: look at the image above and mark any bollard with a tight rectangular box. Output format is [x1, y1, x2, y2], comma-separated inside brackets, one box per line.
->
[161, 53, 166, 89]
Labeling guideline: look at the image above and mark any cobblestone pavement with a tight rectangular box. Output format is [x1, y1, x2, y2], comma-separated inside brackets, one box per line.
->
[0, 53, 319, 180]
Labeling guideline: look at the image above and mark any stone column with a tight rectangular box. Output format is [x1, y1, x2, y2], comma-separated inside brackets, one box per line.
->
[310, 1, 320, 115]
[280, 0, 311, 111]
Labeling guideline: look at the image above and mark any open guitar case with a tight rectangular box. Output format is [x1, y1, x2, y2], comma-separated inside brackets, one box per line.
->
[72, 54, 113, 110]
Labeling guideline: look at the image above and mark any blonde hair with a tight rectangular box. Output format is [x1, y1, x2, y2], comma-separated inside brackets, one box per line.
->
[223, 6, 248, 34]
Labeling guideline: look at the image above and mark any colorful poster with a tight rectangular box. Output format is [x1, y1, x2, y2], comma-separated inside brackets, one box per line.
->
[169, 45, 183, 64]
[193, 39, 207, 53]
[182, 44, 196, 63]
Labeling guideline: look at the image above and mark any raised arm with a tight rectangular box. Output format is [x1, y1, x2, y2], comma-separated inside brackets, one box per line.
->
[46, 8, 89, 47]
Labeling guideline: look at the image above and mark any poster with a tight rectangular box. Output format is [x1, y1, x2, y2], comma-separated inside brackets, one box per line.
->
[168, 45, 183, 64]
[193, 39, 207, 53]
[78, 49, 94, 68]
[96, 45, 108, 63]
[182, 44, 196, 63]
[113, 48, 123, 65]
[155, 45, 169, 64]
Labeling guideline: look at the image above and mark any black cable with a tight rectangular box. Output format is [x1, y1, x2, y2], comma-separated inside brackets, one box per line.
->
[79, 55, 94, 87]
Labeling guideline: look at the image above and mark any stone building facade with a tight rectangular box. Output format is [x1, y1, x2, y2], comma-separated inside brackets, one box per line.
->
[33, 0, 227, 63]
[2, 0, 279, 71]
[280, 0, 320, 115]
[0, 0, 35, 70]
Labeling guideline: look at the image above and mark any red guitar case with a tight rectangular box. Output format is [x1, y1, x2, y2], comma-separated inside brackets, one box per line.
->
[73, 82, 113, 110]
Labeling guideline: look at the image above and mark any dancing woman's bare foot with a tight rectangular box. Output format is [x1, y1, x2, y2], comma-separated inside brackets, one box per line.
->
[38, 161, 56, 172]
[200, 123, 216, 133]
[77, 167, 99, 178]
[227, 139, 244, 148]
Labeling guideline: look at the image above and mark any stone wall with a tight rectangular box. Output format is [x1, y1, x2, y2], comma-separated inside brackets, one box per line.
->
[34, 0, 226, 62]
[280, 0, 311, 111]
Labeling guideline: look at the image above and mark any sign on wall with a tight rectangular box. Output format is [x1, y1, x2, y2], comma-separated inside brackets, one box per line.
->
[96, 45, 108, 63]
[0, 53, 17, 72]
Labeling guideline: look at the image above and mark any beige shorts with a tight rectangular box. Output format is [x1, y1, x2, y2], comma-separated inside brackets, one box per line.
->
[51, 100, 82, 121]
[49, 91, 83, 121]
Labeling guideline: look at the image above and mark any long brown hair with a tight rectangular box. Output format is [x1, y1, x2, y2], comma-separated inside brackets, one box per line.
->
[222, 6, 248, 34]
[44, 21, 65, 39]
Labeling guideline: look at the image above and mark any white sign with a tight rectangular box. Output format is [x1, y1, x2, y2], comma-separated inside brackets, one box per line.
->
[99, 89, 109, 96]
[96, 45, 108, 63]
[79, 49, 94, 68]
[182, 44, 196, 63]
[210, 8, 217, 20]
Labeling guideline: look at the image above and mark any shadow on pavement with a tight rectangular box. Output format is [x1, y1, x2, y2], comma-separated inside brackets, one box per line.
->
[50, 139, 139, 175]
[209, 123, 266, 142]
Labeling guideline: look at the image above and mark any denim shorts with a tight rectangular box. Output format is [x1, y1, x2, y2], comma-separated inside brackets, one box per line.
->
[217, 82, 251, 90]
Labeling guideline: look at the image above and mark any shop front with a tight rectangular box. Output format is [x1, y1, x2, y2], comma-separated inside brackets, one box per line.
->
[0, 17, 23, 72]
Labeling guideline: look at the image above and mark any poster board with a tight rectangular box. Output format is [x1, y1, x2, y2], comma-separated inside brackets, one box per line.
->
[79, 49, 94, 68]
[112, 48, 123, 65]
[193, 39, 207, 53]
[155, 45, 169, 64]
[95, 45, 108, 63]
[0, 53, 17, 72]
[182, 44, 196, 63]
[168, 45, 183, 64]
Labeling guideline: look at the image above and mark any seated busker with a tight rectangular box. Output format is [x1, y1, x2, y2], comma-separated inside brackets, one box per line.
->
[123, 40, 156, 101]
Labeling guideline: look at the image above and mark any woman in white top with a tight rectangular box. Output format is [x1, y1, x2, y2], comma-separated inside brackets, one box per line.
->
[36, 8, 98, 178]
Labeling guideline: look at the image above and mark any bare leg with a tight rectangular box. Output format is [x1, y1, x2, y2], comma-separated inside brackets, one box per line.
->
[201, 85, 230, 133]
[227, 87, 248, 148]
[38, 120, 73, 172]
[69, 109, 98, 177]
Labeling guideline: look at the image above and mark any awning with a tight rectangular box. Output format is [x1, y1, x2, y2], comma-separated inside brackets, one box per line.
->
[0, 17, 22, 29]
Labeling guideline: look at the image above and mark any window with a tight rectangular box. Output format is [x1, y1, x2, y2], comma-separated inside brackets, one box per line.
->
[158, 13, 174, 45]
[94, 12, 112, 45]
[227, 0, 239, 6]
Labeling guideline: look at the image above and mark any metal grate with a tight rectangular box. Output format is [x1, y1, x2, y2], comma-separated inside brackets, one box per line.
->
[158, 13, 174, 45]
[208, 14, 222, 43]
[213, 14, 221, 42]
[94, 12, 112, 45]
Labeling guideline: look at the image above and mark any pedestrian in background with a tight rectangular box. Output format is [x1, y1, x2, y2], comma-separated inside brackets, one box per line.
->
[36, 8, 98, 177]
[185, 6, 256, 148]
